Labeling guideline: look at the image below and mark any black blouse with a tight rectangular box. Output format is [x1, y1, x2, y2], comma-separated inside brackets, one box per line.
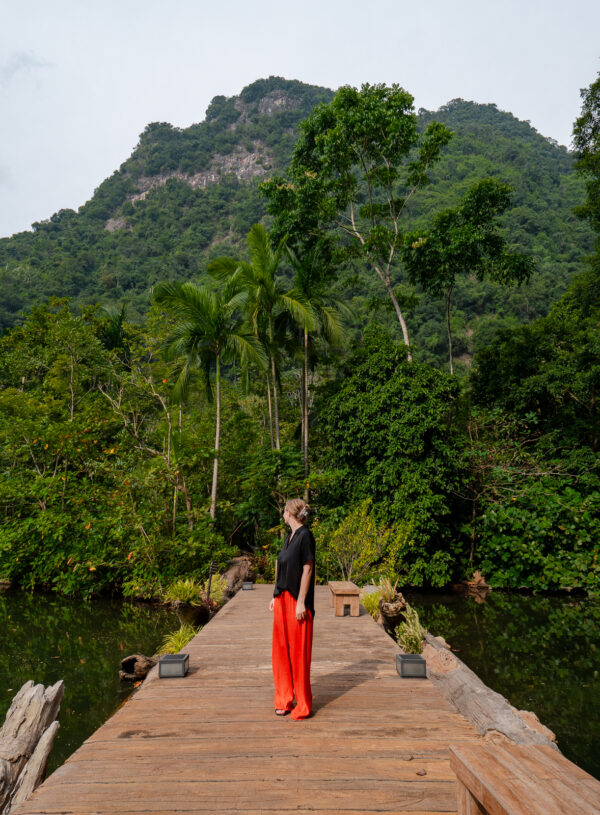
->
[273, 525, 316, 615]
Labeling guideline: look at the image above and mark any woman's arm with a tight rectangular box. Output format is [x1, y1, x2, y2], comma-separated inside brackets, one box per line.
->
[296, 562, 313, 621]
[269, 562, 278, 611]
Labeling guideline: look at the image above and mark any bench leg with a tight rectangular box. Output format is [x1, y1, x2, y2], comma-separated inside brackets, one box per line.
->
[350, 596, 359, 616]
[335, 595, 346, 616]
[457, 781, 487, 815]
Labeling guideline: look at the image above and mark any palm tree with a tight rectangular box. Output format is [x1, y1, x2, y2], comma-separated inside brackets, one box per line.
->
[208, 224, 316, 451]
[286, 244, 350, 495]
[153, 277, 266, 520]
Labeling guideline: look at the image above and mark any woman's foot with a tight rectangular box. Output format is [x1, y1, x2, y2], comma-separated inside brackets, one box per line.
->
[275, 708, 290, 716]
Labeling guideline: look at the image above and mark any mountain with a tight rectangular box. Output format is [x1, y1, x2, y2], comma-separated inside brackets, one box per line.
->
[0, 77, 593, 360]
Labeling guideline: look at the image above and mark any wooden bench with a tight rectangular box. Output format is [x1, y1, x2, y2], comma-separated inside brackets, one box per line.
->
[449, 742, 600, 815]
[328, 580, 360, 617]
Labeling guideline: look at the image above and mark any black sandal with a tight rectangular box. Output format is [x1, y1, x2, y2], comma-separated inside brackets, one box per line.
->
[275, 708, 290, 716]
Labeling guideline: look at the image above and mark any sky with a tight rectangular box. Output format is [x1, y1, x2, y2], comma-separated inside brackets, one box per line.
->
[1, 0, 599, 239]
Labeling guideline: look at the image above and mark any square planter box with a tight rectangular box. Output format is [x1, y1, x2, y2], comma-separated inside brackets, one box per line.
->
[242, 582, 254, 590]
[396, 653, 427, 678]
[158, 653, 189, 678]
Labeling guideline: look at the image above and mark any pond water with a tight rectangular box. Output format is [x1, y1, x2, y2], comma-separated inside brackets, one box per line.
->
[1, 589, 598, 781]
[0, 589, 178, 772]
[406, 591, 600, 780]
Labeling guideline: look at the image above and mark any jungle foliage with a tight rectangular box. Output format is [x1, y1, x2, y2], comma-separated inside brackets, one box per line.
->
[0, 75, 598, 597]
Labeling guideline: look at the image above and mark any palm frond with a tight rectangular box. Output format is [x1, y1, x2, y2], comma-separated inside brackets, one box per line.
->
[247, 223, 272, 275]
[225, 331, 267, 370]
[170, 358, 193, 405]
[318, 304, 347, 347]
[206, 256, 240, 279]
[279, 291, 318, 331]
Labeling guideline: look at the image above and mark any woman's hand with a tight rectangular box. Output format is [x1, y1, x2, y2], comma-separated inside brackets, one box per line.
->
[296, 599, 307, 621]
[269, 598, 275, 612]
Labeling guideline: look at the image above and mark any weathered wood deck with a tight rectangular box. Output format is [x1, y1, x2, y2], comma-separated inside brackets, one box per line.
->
[16, 585, 482, 814]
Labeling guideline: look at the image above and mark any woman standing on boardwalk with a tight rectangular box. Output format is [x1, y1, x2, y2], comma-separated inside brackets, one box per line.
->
[269, 498, 315, 720]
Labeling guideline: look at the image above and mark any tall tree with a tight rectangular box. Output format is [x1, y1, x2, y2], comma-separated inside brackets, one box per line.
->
[573, 70, 600, 236]
[207, 224, 316, 451]
[401, 179, 534, 373]
[261, 83, 453, 355]
[286, 243, 349, 495]
[153, 278, 266, 520]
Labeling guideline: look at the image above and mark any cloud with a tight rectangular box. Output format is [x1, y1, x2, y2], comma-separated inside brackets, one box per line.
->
[0, 164, 13, 189]
[0, 51, 52, 89]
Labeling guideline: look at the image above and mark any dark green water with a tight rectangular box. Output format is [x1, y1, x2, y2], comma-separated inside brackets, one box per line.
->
[0, 590, 178, 772]
[407, 591, 600, 780]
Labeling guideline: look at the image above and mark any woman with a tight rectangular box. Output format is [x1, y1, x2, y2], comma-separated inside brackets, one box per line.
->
[269, 498, 315, 719]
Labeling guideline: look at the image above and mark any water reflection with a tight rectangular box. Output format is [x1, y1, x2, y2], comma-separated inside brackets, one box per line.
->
[0, 590, 177, 771]
[406, 591, 600, 779]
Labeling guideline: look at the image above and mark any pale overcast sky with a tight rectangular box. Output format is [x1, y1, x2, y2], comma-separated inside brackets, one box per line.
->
[1, 0, 599, 238]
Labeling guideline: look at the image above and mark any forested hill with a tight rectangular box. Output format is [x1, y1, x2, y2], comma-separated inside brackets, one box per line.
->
[0, 77, 593, 347]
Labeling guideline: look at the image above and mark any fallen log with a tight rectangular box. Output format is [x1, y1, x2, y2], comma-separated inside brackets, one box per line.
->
[0, 680, 64, 815]
[422, 633, 558, 749]
[119, 654, 158, 682]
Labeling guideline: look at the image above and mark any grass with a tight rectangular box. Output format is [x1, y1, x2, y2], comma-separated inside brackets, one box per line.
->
[360, 589, 382, 618]
[157, 623, 200, 655]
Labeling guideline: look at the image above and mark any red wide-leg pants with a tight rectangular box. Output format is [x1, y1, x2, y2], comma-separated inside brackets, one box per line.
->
[272, 590, 313, 719]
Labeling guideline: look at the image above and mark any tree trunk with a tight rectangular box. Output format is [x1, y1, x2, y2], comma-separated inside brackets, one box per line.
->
[303, 329, 310, 502]
[271, 355, 281, 451]
[0, 680, 64, 814]
[422, 634, 558, 748]
[384, 281, 412, 361]
[172, 479, 178, 536]
[265, 370, 274, 451]
[446, 284, 455, 375]
[210, 354, 220, 520]
[180, 475, 194, 530]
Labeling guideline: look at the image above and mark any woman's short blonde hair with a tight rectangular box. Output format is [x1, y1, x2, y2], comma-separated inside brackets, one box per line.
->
[285, 498, 310, 523]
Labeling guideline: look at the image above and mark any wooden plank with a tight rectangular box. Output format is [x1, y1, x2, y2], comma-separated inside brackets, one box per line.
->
[450, 743, 600, 815]
[17, 779, 461, 812]
[328, 581, 360, 594]
[44, 756, 456, 784]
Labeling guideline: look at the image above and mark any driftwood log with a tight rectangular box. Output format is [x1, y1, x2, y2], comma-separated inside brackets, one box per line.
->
[0, 680, 64, 815]
[378, 593, 407, 634]
[119, 654, 158, 682]
[422, 633, 558, 749]
[222, 556, 254, 597]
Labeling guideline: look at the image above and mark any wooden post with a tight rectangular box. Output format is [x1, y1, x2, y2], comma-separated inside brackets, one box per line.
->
[0, 680, 64, 815]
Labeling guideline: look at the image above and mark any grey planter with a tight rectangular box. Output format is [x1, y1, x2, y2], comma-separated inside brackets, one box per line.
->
[396, 653, 427, 678]
[158, 653, 189, 678]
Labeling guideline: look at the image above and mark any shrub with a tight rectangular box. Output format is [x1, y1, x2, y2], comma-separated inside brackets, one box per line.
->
[327, 500, 398, 583]
[360, 589, 381, 618]
[163, 578, 204, 605]
[202, 573, 228, 606]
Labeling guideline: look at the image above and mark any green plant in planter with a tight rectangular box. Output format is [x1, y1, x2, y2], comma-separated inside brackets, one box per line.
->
[158, 623, 200, 655]
[395, 603, 425, 654]
[360, 590, 382, 618]
[379, 577, 400, 603]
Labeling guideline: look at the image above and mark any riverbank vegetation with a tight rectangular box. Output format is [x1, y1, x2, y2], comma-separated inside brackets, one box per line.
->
[0, 75, 598, 597]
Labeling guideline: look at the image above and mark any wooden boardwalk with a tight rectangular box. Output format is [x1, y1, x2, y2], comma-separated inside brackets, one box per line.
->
[16, 585, 482, 814]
